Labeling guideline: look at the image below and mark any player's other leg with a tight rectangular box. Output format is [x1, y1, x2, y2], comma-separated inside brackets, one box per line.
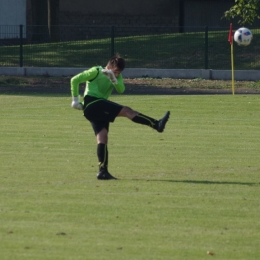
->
[96, 143, 117, 180]
[85, 99, 122, 180]
[118, 106, 170, 133]
[95, 128, 117, 180]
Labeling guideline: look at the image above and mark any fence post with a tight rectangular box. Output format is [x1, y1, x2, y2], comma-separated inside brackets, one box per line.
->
[19, 24, 23, 67]
[204, 26, 208, 70]
[111, 25, 114, 57]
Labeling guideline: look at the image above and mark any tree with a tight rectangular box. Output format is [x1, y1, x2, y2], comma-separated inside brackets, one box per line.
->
[30, 0, 48, 42]
[31, 0, 59, 42]
[47, 0, 60, 42]
[224, 0, 260, 25]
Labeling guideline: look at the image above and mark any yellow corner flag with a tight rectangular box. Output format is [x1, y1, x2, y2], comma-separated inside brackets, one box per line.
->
[228, 23, 235, 95]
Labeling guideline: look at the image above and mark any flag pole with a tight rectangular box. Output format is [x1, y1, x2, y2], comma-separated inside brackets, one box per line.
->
[228, 23, 235, 95]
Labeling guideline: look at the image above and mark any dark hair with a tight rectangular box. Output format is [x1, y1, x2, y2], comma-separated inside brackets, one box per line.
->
[108, 55, 125, 71]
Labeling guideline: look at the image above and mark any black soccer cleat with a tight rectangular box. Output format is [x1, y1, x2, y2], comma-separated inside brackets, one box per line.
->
[157, 111, 170, 133]
[97, 169, 117, 180]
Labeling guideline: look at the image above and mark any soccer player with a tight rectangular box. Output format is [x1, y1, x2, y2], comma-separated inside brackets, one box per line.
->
[70, 55, 170, 180]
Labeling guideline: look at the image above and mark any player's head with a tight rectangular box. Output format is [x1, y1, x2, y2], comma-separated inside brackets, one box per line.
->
[107, 55, 125, 77]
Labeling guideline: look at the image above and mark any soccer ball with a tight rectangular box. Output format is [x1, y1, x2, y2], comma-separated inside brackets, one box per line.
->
[234, 27, 253, 46]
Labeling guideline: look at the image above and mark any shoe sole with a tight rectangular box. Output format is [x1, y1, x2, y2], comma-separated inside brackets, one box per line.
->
[157, 111, 170, 132]
[97, 177, 117, 180]
[96, 174, 117, 180]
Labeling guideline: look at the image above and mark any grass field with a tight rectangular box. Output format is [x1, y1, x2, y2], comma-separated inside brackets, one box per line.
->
[1, 93, 260, 259]
[0, 28, 259, 69]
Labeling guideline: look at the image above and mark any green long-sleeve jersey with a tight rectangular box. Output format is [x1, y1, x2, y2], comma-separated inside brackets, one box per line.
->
[70, 66, 125, 100]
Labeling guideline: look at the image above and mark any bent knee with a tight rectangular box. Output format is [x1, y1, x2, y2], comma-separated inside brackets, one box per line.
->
[122, 106, 132, 113]
[119, 106, 138, 119]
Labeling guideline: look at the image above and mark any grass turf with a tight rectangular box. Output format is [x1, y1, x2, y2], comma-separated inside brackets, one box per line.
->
[0, 93, 260, 259]
[0, 29, 259, 69]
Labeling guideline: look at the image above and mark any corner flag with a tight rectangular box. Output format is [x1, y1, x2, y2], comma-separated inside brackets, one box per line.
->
[228, 23, 233, 44]
[228, 23, 235, 95]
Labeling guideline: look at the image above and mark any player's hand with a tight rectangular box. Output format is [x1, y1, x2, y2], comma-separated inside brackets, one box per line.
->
[71, 96, 83, 110]
[101, 69, 118, 84]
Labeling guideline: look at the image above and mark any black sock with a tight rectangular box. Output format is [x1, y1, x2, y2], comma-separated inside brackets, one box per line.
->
[132, 113, 158, 129]
[97, 143, 108, 171]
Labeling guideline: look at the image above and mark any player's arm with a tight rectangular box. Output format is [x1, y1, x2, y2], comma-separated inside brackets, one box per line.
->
[70, 67, 98, 96]
[113, 74, 125, 94]
[70, 67, 98, 110]
[101, 69, 125, 94]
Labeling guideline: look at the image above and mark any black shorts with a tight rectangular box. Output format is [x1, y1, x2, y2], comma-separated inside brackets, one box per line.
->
[83, 95, 123, 135]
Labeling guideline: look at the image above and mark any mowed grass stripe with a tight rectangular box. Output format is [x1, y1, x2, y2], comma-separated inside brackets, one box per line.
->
[0, 94, 260, 260]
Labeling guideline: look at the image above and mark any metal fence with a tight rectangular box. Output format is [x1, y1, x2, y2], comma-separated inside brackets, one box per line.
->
[0, 25, 259, 70]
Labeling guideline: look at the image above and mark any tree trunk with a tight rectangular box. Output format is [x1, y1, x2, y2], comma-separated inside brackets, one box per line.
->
[31, 0, 49, 42]
[30, 0, 59, 42]
[48, 0, 60, 42]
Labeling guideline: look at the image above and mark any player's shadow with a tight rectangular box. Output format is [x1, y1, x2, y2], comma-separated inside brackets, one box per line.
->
[132, 179, 258, 186]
